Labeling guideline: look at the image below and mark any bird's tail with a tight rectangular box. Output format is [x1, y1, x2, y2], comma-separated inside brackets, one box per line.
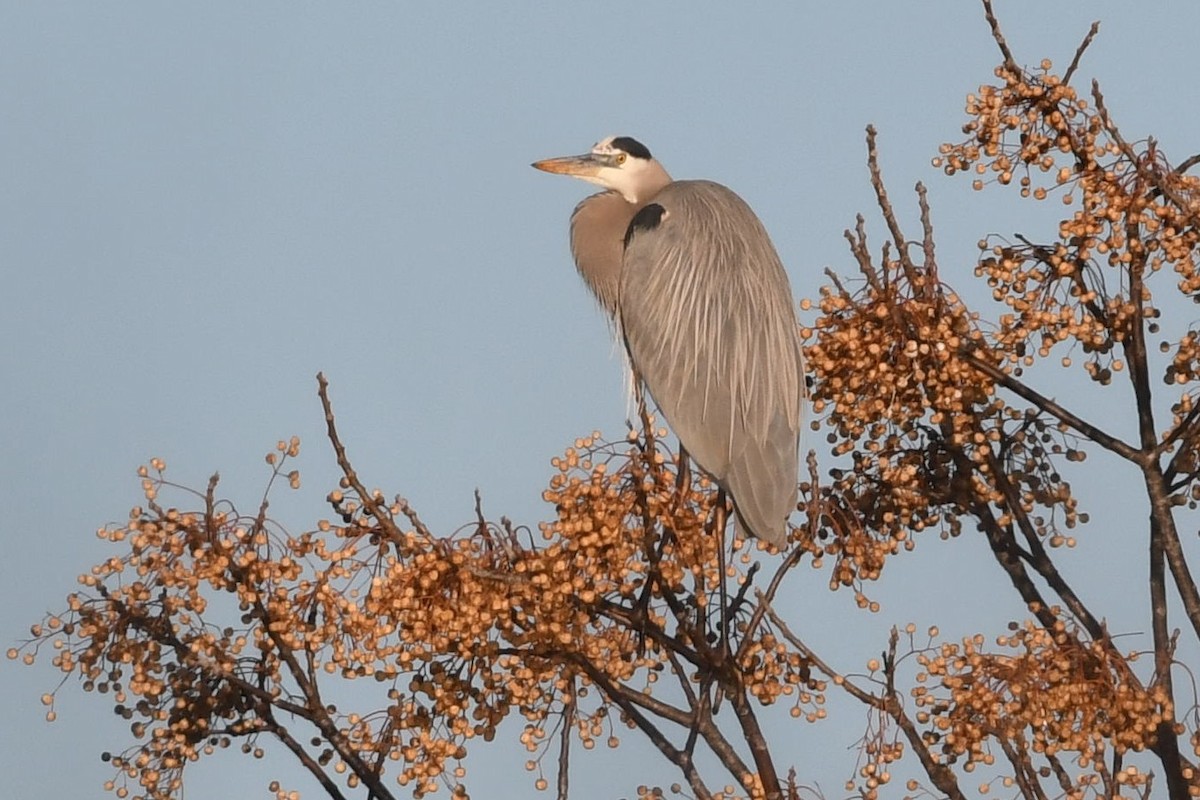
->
[732, 503, 788, 549]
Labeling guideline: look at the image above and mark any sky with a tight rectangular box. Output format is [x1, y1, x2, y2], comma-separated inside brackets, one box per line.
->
[3, 2, 1200, 798]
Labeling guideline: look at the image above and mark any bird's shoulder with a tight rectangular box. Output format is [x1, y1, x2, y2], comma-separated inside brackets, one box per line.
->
[623, 180, 764, 257]
[640, 180, 760, 235]
[652, 178, 744, 206]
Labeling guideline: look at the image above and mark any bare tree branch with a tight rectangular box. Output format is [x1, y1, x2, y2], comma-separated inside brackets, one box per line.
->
[1063, 20, 1100, 85]
[961, 352, 1142, 462]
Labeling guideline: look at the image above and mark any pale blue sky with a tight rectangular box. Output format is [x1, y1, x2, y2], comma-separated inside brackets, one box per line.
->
[3, 3, 1199, 798]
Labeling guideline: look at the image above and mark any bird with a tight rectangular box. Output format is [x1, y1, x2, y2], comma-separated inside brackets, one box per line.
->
[532, 135, 805, 548]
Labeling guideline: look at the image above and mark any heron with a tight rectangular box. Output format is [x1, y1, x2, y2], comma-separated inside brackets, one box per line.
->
[532, 136, 805, 547]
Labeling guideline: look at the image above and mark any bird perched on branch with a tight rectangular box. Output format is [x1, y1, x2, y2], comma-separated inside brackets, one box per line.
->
[533, 135, 805, 547]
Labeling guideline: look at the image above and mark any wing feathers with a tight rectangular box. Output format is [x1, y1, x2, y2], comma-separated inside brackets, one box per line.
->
[620, 180, 803, 545]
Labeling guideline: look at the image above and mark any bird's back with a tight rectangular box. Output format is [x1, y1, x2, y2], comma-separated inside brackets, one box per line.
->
[620, 180, 804, 546]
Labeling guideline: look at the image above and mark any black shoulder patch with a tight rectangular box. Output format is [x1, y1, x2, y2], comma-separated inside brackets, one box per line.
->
[611, 136, 652, 160]
[624, 203, 666, 249]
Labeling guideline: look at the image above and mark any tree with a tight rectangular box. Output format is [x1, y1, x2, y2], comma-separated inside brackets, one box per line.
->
[13, 3, 1200, 798]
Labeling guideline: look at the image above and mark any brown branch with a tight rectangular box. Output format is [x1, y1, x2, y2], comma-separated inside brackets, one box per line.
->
[569, 658, 715, 800]
[865, 126, 921, 289]
[556, 679, 574, 800]
[102, 588, 383, 799]
[960, 351, 1142, 462]
[1116, 161, 1160, 459]
[937, 434, 1067, 635]
[592, 599, 703, 669]
[316, 373, 413, 545]
[1146, 482, 1189, 800]
[997, 735, 1049, 800]
[692, 706, 760, 799]
[665, 648, 701, 711]
[1094, 83, 1200, 230]
[1161, 401, 1200, 471]
[208, 458, 401, 800]
[1106, 119, 1200, 789]
[107, 592, 312, 720]
[1012, 234, 1111, 328]
[600, 672, 694, 730]
[981, 0, 1018, 72]
[735, 543, 808, 665]
[758, 596, 881, 709]
[1093, 746, 1116, 800]
[984, 451, 1111, 645]
[571, 640, 765, 800]
[915, 182, 938, 290]
[726, 561, 761, 622]
[1145, 466, 1200, 642]
[843, 216, 885, 293]
[394, 496, 433, 542]
[1088, 80, 1200, 664]
[263, 617, 394, 797]
[687, 695, 761, 798]
[1043, 751, 1076, 798]
[260, 708, 352, 800]
[879, 629, 967, 800]
[1062, 21, 1100, 85]
[824, 264, 856, 299]
[725, 685, 782, 800]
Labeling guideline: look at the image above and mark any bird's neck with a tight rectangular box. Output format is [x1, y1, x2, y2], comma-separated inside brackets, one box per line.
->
[622, 163, 672, 205]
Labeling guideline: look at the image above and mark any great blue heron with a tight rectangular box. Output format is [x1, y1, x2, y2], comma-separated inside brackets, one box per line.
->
[532, 136, 804, 547]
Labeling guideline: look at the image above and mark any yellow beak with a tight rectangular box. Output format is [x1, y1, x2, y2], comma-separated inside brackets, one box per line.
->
[531, 153, 606, 177]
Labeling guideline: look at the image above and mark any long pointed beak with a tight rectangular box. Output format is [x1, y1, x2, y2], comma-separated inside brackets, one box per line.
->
[531, 153, 605, 177]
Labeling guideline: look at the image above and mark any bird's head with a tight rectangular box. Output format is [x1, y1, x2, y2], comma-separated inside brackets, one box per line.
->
[532, 136, 671, 204]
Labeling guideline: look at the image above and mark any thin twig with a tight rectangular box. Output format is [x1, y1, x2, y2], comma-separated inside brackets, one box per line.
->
[556, 678, 575, 800]
[262, 708, 353, 800]
[843, 216, 884, 293]
[735, 545, 807, 664]
[591, 599, 702, 669]
[316, 373, 413, 545]
[984, 451, 1111, 646]
[1012, 234, 1111, 327]
[915, 182, 938, 290]
[981, 0, 1018, 72]
[960, 351, 1141, 462]
[757, 595, 881, 709]
[1160, 401, 1200, 470]
[824, 265, 854, 299]
[1063, 21, 1100, 85]
[1002, 736, 1046, 800]
[1094, 83, 1200, 229]
[1043, 752, 1076, 798]
[726, 685, 782, 800]
[569, 657, 715, 800]
[865, 126, 921, 288]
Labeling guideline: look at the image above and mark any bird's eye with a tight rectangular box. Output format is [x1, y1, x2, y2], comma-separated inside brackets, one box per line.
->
[615, 153, 627, 165]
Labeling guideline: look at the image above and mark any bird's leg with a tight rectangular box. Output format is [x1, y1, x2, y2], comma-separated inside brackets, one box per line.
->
[633, 521, 673, 658]
[675, 444, 692, 502]
[633, 415, 694, 656]
[632, 381, 654, 447]
[629, 381, 669, 656]
[711, 489, 731, 667]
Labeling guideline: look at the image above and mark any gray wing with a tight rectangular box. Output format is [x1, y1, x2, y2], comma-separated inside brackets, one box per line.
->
[620, 180, 804, 546]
